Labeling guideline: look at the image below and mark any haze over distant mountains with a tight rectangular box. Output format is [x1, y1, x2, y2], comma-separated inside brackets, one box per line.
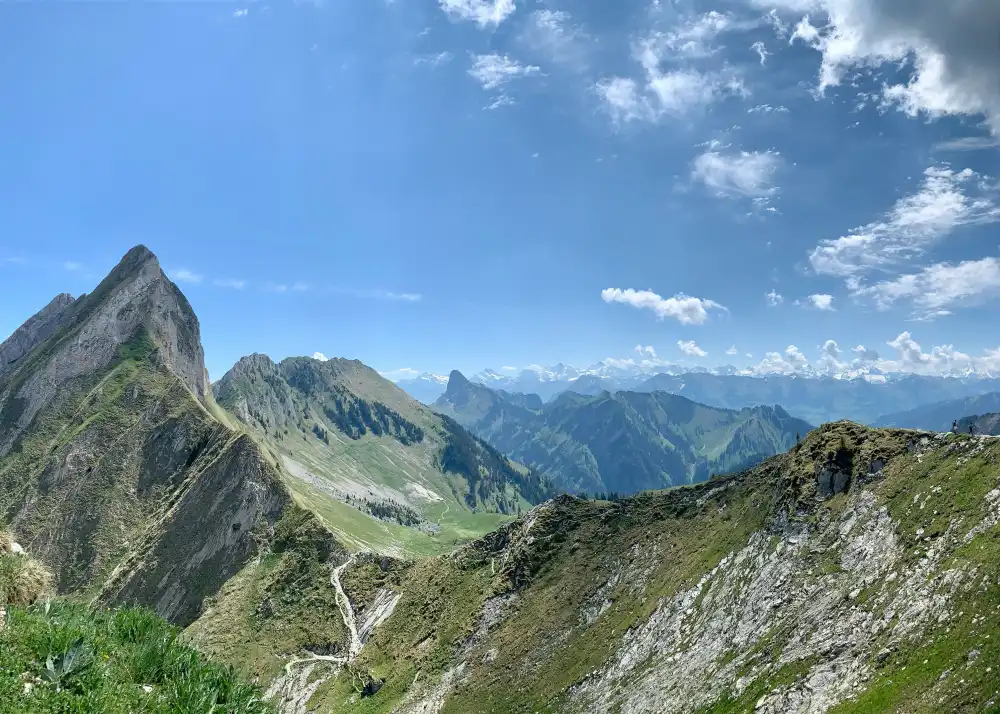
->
[398, 361, 1000, 427]
[434, 371, 812, 496]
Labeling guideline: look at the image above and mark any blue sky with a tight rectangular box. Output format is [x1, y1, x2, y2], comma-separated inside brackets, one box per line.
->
[2, 0, 1000, 381]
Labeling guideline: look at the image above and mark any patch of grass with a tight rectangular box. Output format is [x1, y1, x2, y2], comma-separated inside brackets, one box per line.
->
[0, 551, 53, 607]
[0, 600, 272, 713]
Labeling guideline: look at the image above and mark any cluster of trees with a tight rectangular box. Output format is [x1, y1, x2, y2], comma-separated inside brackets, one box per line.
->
[322, 392, 424, 446]
[312, 423, 330, 444]
[579, 491, 627, 502]
[344, 494, 422, 527]
[438, 415, 553, 510]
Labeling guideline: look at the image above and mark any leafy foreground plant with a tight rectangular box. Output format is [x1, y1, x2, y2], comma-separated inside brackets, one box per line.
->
[0, 600, 274, 713]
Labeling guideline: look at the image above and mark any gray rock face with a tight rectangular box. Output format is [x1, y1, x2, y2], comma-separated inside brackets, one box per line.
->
[0, 246, 209, 456]
[101, 434, 289, 626]
[0, 292, 76, 380]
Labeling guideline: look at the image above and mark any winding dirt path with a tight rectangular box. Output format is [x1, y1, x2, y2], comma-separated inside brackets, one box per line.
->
[278, 554, 361, 676]
[332, 555, 362, 660]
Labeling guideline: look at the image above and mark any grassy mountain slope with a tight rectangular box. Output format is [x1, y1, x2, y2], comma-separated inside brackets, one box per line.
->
[875, 391, 1000, 432]
[435, 372, 812, 495]
[1, 534, 272, 713]
[213, 355, 551, 557]
[283, 422, 1000, 714]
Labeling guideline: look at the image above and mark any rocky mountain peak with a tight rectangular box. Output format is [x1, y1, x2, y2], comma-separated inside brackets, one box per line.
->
[0, 292, 77, 381]
[0, 246, 209, 455]
[446, 370, 472, 391]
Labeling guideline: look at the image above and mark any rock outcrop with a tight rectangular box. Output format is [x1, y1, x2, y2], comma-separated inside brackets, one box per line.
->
[0, 292, 76, 380]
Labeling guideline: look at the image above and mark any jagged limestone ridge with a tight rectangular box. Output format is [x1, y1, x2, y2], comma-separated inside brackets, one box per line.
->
[0, 246, 349, 640]
[0, 292, 76, 381]
[0, 245, 209, 456]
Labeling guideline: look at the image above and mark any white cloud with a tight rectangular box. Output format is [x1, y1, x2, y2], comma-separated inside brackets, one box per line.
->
[439, 0, 515, 28]
[485, 95, 517, 111]
[876, 331, 996, 377]
[807, 293, 835, 311]
[767, 0, 1000, 132]
[313, 352, 329, 362]
[170, 268, 203, 285]
[810, 166, 1000, 278]
[520, 10, 589, 69]
[691, 150, 781, 199]
[468, 53, 541, 90]
[635, 345, 658, 358]
[601, 288, 727, 325]
[765, 289, 784, 306]
[265, 283, 289, 294]
[646, 11, 747, 61]
[817, 339, 845, 373]
[232, 8, 248, 18]
[726, 346, 739, 356]
[380, 291, 422, 302]
[935, 136, 1000, 152]
[414, 52, 453, 68]
[854, 257, 1000, 318]
[754, 344, 810, 375]
[748, 103, 789, 114]
[500, 365, 518, 373]
[852, 344, 879, 362]
[213, 278, 246, 290]
[678, 340, 707, 358]
[595, 16, 750, 125]
[751, 41, 770, 66]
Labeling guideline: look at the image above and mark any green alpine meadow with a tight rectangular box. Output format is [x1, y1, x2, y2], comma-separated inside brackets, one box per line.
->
[2, 246, 1000, 713]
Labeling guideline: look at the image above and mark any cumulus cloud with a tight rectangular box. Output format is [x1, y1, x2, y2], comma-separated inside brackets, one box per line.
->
[678, 340, 708, 358]
[312, 352, 329, 362]
[691, 149, 781, 199]
[754, 345, 810, 375]
[170, 268, 203, 285]
[595, 14, 750, 125]
[816, 339, 845, 373]
[809, 167, 1000, 278]
[726, 346, 739, 355]
[876, 332, 1000, 376]
[439, 0, 515, 28]
[807, 293, 835, 311]
[601, 288, 727, 325]
[765, 289, 784, 306]
[853, 344, 880, 362]
[635, 345, 658, 358]
[765, 0, 1000, 133]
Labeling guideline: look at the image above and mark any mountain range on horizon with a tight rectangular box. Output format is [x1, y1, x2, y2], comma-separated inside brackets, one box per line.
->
[399, 365, 1000, 427]
[434, 370, 813, 495]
